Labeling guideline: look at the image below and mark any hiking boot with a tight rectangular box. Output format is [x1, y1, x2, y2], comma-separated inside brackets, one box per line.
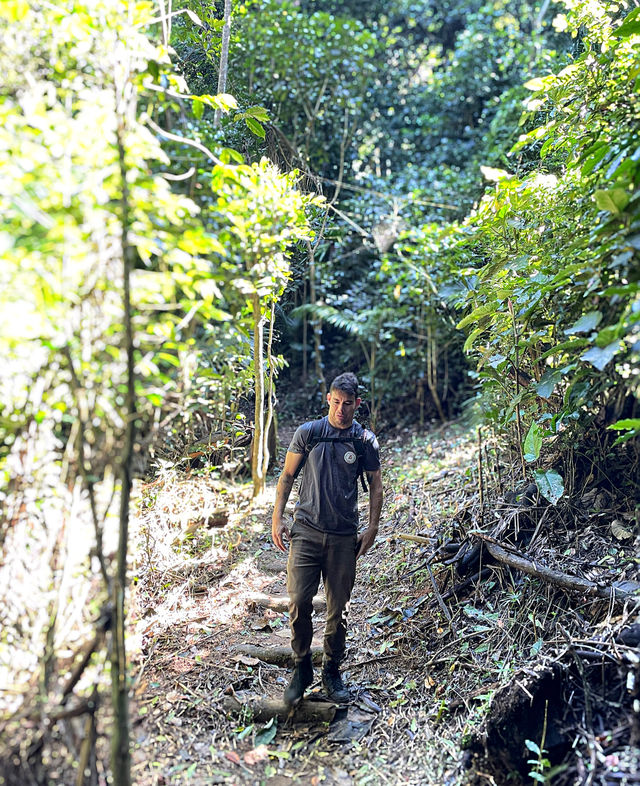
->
[283, 654, 313, 707]
[321, 660, 350, 703]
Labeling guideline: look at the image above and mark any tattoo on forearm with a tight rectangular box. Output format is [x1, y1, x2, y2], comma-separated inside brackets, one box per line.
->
[280, 475, 294, 495]
[275, 475, 294, 515]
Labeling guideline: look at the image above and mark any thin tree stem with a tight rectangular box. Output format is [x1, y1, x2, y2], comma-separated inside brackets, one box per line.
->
[214, 0, 232, 127]
[110, 48, 135, 785]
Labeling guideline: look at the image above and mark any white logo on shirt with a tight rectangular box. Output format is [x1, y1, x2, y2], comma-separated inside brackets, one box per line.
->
[344, 450, 357, 464]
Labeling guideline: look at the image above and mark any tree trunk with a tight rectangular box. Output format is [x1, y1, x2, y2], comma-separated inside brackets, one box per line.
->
[214, 0, 232, 128]
[307, 241, 326, 401]
[302, 281, 308, 381]
[251, 292, 266, 497]
[261, 300, 276, 477]
[369, 336, 377, 429]
[111, 108, 135, 786]
[427, 322, 446, 422]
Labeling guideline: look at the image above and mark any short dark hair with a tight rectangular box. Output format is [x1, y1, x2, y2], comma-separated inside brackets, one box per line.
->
[329, 372, 359, 397]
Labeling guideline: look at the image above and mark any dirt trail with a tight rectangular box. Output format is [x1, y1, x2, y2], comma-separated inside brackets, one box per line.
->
[131, 421, 640, 786]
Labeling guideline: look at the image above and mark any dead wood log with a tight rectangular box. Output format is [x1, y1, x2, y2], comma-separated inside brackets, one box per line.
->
[475, 534, 640, 606]
[455, 483, 542, 577]
[245, 592, 326, 612]
[465, 663, 568, 779]
[222, 695, 336, 723]
[232, 644, 323, 666]
[174, 510, 229, 543]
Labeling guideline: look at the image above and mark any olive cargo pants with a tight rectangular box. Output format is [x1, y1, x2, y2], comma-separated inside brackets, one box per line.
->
[287, 520, 358, 665]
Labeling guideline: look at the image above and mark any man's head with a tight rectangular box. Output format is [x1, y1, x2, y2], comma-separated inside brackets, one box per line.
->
[327, 373, 361, 429]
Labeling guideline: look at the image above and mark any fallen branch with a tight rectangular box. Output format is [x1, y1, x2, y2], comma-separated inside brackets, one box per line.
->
[396, 533, 433, 545]
[29, 698, 97, 723]
[572, 648, 620, 663]
[347, 653, 401, 671]
[61, 631, 104, 700]
[423, 468, 459, 484]
[426, 564, 452, 622]
[245, 592, 326, 612]
[232, 644, 323, 666]
[474, 533, 639, 606]
[222, 695, 336, 723]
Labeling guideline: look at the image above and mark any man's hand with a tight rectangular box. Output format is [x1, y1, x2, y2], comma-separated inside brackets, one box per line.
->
[271, 516, 290, 552]
[356, 525, 378, 559]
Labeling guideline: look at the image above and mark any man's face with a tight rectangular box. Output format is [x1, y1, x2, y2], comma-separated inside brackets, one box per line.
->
[327, 388, 361, 429]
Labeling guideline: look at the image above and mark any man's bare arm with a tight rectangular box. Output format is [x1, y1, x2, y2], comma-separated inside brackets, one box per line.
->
[271, 451, 304, 552]
[357, 469, 383, 559]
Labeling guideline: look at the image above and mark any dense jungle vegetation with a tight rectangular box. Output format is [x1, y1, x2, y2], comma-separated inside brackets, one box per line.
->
[1, 0, 639, 784]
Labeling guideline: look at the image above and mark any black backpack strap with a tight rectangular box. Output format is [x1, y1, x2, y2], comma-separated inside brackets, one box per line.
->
[292, 422, 369, 491]
[291, 420, 325, 482]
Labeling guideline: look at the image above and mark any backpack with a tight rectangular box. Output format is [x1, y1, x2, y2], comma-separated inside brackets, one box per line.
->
[292, 419, 369, 492]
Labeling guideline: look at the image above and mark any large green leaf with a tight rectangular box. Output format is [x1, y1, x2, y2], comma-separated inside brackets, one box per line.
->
[463, 326, 484, 353]
[523, 421, 542, 462]
[581, 341, 621, 371]
[534, 469, 564, 505]
[243, 105, 270, 122]
[612, 9, 640, 38]
[608, 418, 640, 431]
[535, 368, 564, 399]
[244, 116, 266, 139]
[609, 418, 640, 445]
[456, 302, 498, 330]
[564, 311, 602, 335]
[594, 188, 630, 214]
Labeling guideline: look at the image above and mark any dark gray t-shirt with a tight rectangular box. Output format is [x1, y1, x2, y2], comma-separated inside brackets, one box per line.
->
[288, 416, 380, 534]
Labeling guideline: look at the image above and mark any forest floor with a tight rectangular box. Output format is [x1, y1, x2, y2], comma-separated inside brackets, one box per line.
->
[130, 420, 640, 786]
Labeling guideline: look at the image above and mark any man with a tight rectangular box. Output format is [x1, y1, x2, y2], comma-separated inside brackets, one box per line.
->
[271, 372, 383, 706]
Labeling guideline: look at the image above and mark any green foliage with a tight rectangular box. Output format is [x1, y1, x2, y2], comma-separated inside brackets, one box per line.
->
[208, 158, 316, 301]
[402, 0, 639, 486]
[526, 737, 551, 783]
[231, 0, 377, 173]
[524, 421, 543, 462]
[0, 0, 315, 486]
[534, 469, 564, 505]
[3, 0, 637, 493]
[168, 0, 569, 428]
[0, 6, 321, 777]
